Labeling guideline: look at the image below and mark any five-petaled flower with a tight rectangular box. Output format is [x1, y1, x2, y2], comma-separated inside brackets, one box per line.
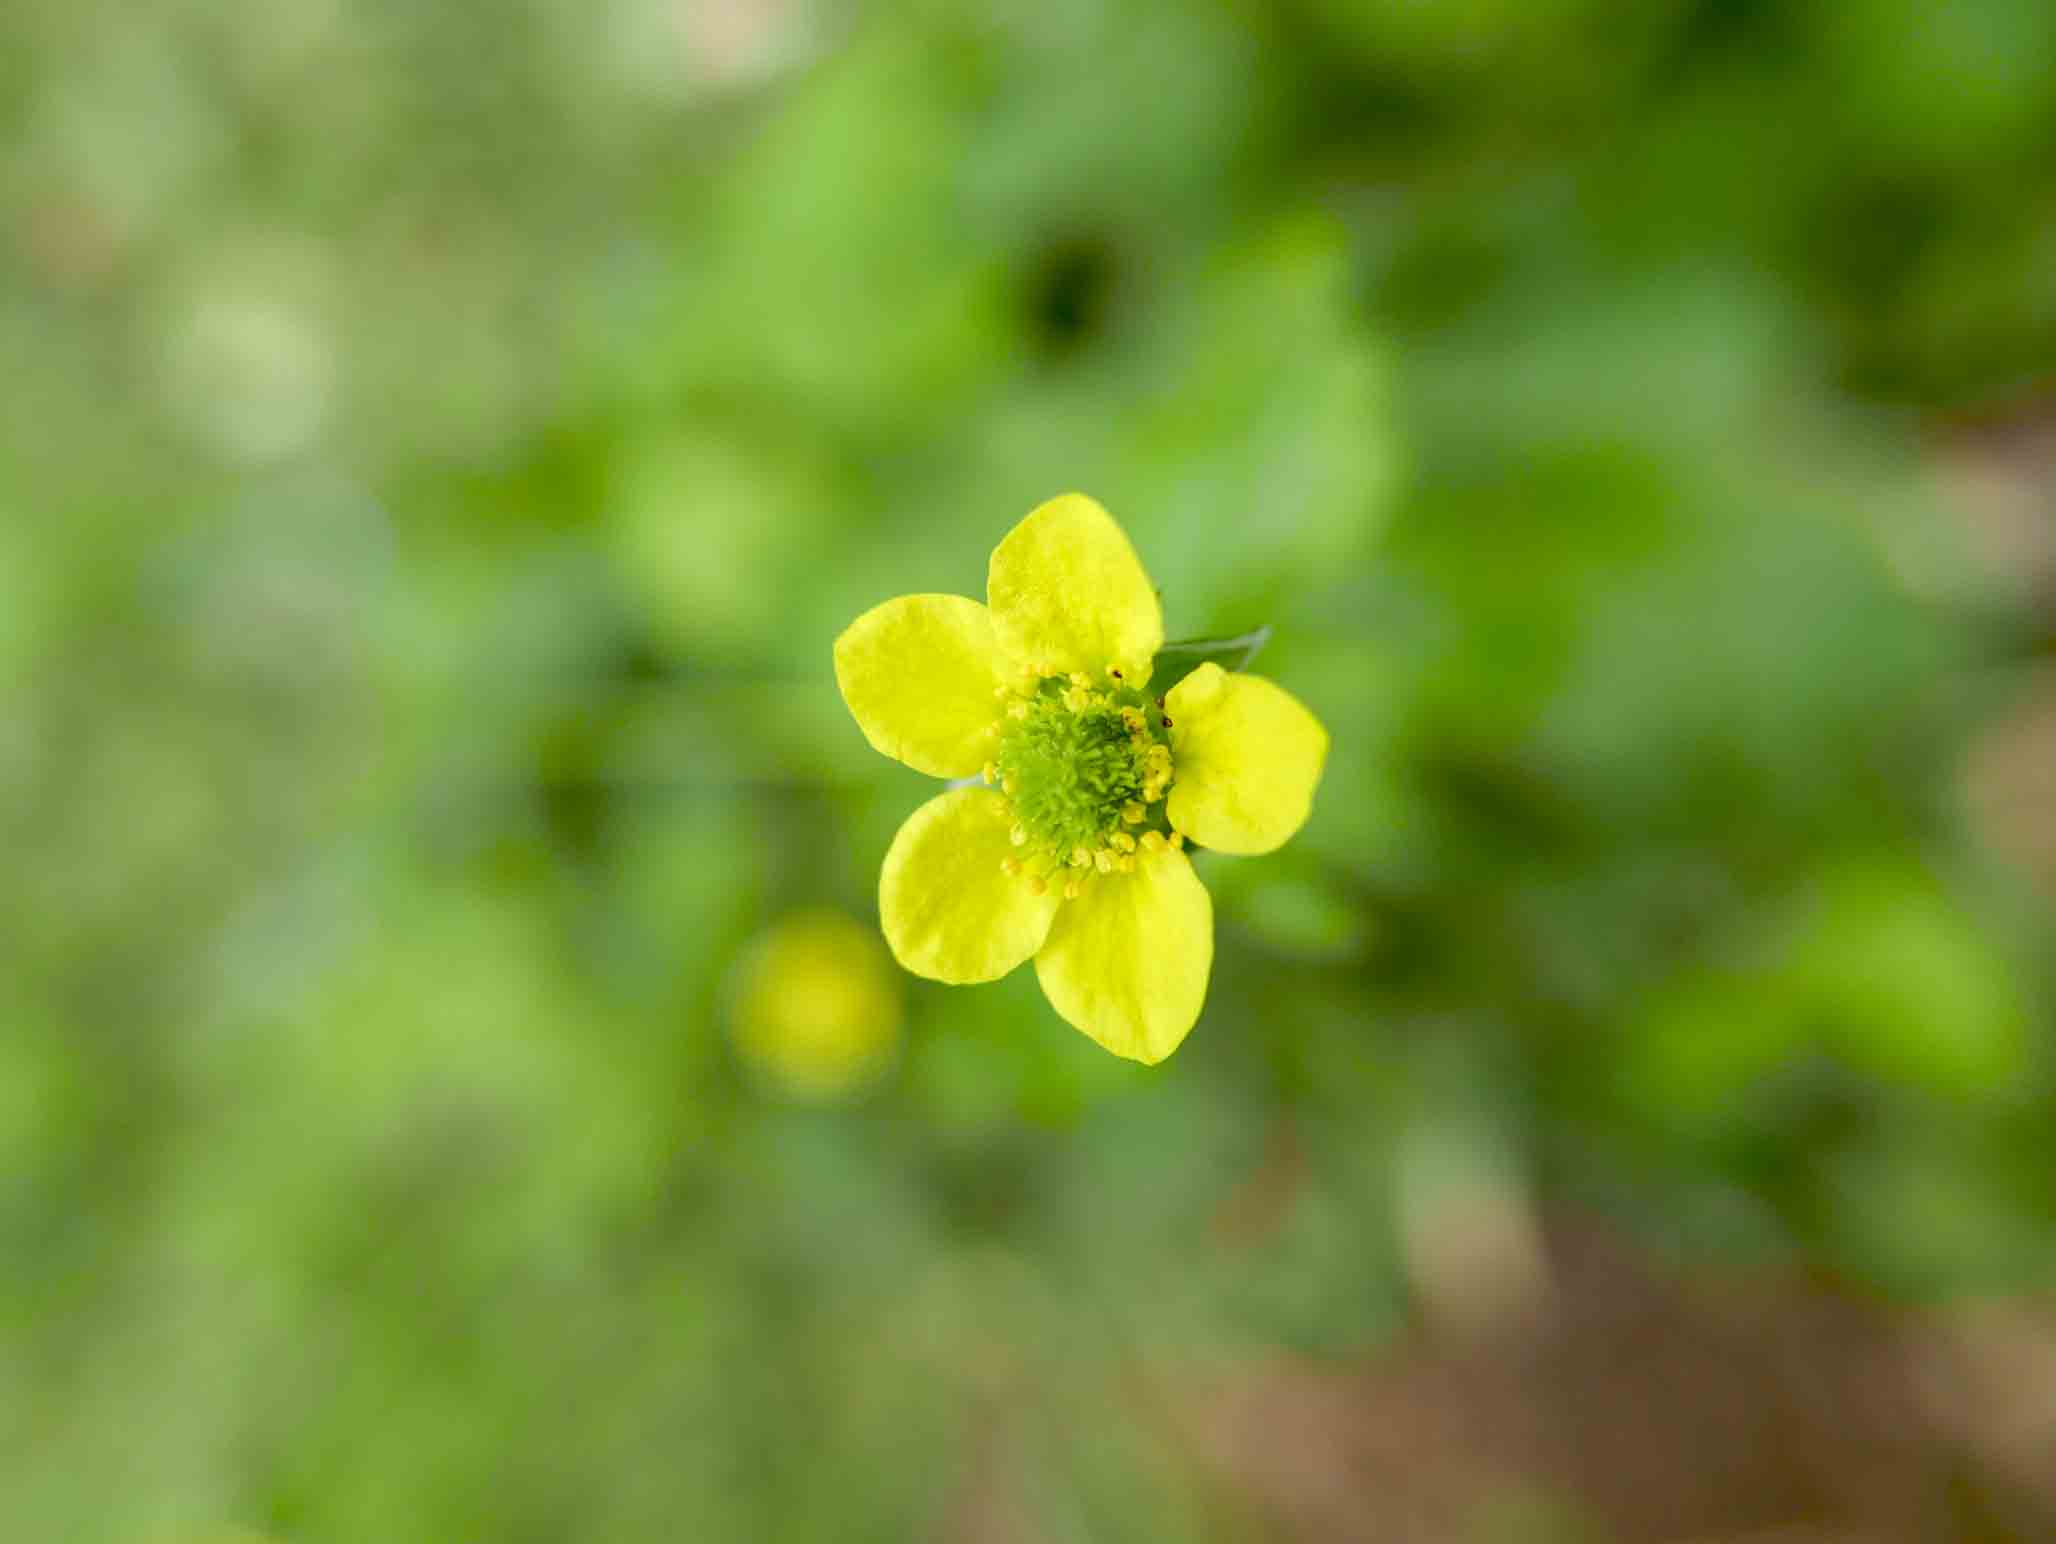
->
[834, 494, 1328, 1063]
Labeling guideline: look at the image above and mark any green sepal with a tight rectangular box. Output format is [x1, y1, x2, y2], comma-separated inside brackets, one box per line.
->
[1148, 625, 1272, 693]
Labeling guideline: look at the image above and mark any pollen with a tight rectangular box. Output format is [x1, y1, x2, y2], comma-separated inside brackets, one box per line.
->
[989, 666, 1179, 880]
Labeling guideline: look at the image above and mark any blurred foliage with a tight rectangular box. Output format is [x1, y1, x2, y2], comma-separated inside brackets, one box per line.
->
[3, 0, 2053, 1538]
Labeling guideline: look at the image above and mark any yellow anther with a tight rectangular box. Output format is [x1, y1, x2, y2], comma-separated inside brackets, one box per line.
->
[1093, 849, 1115, 875]
[1122, 801, 1146, 824]
[1117, 854, 1136, 874]
[1070, 847, 1092, 868]
[1002, 776, 1018, 796]
[1028, 875, 1048, 895]
[1110, 831, 1136, 854]
[1000, 855, 1020, 876]
[1009, 824, 1028, 847]
[1139, 830, 1167, 854]
[1007, 700, 1030, 720]
[1063, 686, 1091, 711]
[1169, 831, 1185, 850]
[981, 761, 998, 785]
[1064, 875, 1084, 900]
[1119, 707, 1147, 735]
[1069, 671, 1092, 689]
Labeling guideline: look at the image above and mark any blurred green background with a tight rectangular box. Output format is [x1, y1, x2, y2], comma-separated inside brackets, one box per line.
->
[5, 1, 2056, 1538]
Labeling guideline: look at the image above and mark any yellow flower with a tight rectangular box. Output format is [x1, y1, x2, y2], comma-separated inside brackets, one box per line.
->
[729, 909, 902, 1100]
[834, 494, 1328, 1064]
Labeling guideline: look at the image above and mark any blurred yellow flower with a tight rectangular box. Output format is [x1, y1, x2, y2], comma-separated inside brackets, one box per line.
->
[729, 909, 902, 1100]
[834, 493, 1327, 1063]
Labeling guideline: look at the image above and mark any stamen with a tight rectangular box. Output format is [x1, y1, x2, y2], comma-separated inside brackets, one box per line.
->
[988, 663, 1178, 881]
[1139, 830, 1167, 854]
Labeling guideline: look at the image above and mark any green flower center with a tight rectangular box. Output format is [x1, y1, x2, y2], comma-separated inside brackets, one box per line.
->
[990, 672, 1176, 893]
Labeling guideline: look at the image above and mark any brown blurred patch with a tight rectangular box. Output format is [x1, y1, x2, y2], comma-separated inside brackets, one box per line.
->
[17, 194, 124, 291]
[1934, 387, 2056, 893]
[1962, 670, 2056, 900]
[1928, 384, 2056, 606]
[1185, 1223, 2056, 1543]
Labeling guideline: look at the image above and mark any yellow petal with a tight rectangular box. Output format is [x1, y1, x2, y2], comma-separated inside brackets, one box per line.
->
[1164, 664, 1328, 855]
[1033, 846, 1212, 1064]
[834, 594, 1005, 777]
[880, 787, 1061, 984]
[986, 493, 1163, 683]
